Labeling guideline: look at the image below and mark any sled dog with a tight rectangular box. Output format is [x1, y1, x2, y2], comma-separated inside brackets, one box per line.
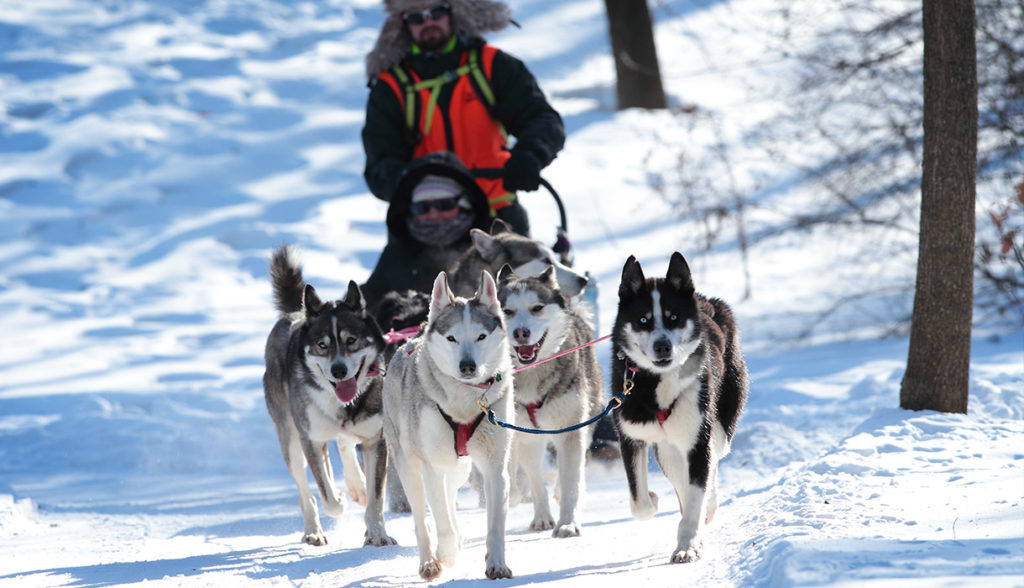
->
[496, 264, 604, 538]
[370, 288, 429, 514]
[611, 252, 747, 563]
[448, 219, 588, 299]
[382, 270, 515, 580]
[263, 245, 394, 547]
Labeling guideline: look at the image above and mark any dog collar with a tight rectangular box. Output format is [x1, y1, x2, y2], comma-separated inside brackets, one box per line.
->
[470, 371, 503, 390]
[619, 352, 673, 426]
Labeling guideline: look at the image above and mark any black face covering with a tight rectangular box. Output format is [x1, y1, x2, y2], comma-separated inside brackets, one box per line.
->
[407, 210, 473, 248]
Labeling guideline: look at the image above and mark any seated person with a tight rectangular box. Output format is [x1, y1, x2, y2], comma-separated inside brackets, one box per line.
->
[361, 151, 492, 305]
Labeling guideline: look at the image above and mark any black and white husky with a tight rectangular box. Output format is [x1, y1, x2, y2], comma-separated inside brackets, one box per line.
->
[382, 270, 515, 581]
[263, 245, 394, 547]
[611, 252, 748, 563]
[496, 264, 604, 538]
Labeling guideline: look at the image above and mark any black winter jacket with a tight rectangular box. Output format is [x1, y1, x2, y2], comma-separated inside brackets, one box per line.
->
[361, 36, 565, 203]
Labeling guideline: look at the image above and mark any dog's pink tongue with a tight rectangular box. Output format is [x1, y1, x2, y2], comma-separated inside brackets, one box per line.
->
[335, 378, 358, 403]
[517, 345, 539, 361]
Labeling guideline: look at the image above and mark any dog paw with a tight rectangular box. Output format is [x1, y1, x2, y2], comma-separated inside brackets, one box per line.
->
[671, 546, 702, 564]
[630, 490, 658, 520]
[529, 516, 554, 531]
[419, 558, 442, 581]
[437, 537, 459, 567]
[484, 555, 513, 580]
[552, 522, 581, 538]
[302, 531, 328, 546]
[322, 496, 345, 517]
[347, 486, 367, 507]
[364, 531, 397, 547]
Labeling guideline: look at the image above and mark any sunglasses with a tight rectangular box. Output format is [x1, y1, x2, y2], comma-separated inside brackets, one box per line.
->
[410, 195, 462, 215]
[402, 3, 451, 25]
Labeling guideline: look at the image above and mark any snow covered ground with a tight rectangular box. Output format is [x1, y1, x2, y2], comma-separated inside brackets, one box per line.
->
[1, 1, 1021, 586]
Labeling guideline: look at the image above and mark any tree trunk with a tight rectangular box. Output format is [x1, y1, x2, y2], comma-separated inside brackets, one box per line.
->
[901, 0, 977, 413]
[603, 0, 667, 110]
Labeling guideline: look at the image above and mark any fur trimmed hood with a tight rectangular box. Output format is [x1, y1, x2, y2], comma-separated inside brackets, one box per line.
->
[365, 0, 512, 80]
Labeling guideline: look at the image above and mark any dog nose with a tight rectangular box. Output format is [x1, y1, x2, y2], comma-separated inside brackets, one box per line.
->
[653, 338, 673, 360]
[513, 326, 531, 343]
[459, 358, 477, 377]
[331, 362, 348, 380]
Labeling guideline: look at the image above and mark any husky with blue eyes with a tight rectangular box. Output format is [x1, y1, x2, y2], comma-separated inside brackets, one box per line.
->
[611, 252, 748, 564]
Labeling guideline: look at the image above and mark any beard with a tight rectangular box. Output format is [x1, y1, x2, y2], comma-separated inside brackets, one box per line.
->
[415, 26, 450, 52]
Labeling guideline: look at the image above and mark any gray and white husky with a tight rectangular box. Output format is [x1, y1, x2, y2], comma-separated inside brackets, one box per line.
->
[611, 252, 748, 563]
[263, 245, 394, 547]
[448, 219, 588, 298]
[382, 270, 515, 581]
[496, 264, 604, 538]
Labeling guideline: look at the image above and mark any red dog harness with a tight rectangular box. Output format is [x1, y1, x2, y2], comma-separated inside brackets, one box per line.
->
[624, 357, 673, 426]
[519, 394, 548, 428]
[438, 407, 485, 457]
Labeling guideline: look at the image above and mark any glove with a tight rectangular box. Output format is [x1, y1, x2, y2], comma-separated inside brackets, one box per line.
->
[502, 149, 542, 192]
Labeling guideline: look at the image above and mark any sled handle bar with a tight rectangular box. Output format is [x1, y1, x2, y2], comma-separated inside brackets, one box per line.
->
[470, 168, 568, 235]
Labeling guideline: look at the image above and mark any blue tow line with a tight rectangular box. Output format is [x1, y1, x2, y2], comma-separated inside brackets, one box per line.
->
[482, 389, 628, 435]
[474, 334, 635, 435]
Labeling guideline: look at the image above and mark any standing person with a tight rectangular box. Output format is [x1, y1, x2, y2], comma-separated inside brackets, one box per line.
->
[362, 0, 565, 237]
[360, 150, 491, 304]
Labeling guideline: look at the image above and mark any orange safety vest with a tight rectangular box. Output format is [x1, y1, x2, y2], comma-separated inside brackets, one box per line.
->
[377, 45, 515, 211]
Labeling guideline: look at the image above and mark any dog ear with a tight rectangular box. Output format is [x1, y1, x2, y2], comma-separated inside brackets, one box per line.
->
[496, 263, 516, 283]
[619, 255, 646, 298]
[343, 280, 366, 314]
[303, 283, 324, 316]
[428, 271, 454, 323]
[477, 270, 501, 315]
[666, 252, 694, 294]
[471, 228, 502, 261]
[489, 218, 512, 235]
[551, 261, 587, 297]
[539, 265, 558, 288]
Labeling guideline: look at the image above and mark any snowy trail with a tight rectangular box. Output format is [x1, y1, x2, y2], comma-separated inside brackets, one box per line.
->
[1, 1, 1022, 586]
[2, 339, 1021, 586]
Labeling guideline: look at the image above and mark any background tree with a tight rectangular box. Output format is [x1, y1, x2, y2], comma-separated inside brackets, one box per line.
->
[645, 0, 1021, 342]
[901, 0, 977, 413]
[604, 0, 667, 109]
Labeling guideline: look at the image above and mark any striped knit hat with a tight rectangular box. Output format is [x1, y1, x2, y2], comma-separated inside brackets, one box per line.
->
[411, 174, 462, 202]
[411, 174, 471, 210]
